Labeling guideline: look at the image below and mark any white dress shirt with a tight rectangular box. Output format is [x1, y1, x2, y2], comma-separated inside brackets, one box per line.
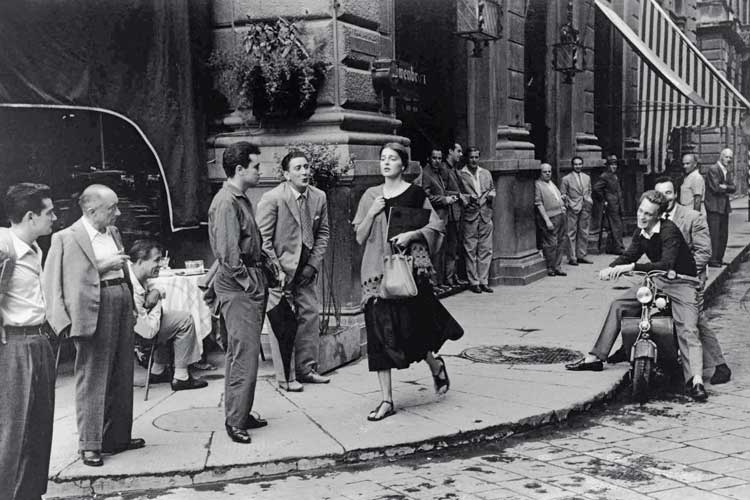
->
[81, 217, 124, 280]
[0, 230, 45, 326]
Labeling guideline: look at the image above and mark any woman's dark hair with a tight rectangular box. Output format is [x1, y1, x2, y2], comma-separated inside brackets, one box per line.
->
[222, 142, 261, 178]
[4, 183, 51, 224]
[380, 142, 409, 168]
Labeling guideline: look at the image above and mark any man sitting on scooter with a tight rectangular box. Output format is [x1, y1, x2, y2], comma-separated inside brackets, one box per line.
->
[565, 190, 707, 402]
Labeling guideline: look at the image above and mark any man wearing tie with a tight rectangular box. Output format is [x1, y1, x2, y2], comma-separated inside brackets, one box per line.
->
[705, 148, 736, 267]
[257, 150, 331, 391]
[458, 147, 495, 294]
[560, 156, 593, 266]
[44, 184, 143, 467]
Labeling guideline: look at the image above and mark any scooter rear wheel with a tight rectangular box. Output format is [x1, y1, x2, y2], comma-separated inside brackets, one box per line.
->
[632, 357, 652, 404]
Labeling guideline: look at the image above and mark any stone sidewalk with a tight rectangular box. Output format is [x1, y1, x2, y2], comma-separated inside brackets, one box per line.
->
[46, 198, 750, 499]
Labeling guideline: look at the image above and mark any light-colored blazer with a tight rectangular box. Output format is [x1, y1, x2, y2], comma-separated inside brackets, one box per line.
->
[560, 171, 593, 214]
[43, 218, 129, 338]
[256, 182, 330, 279]
[458, 166, 496, 223]
[668, 203, 711, 272]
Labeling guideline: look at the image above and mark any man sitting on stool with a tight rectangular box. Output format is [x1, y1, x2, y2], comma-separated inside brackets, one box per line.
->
[128, 239, 207, 391]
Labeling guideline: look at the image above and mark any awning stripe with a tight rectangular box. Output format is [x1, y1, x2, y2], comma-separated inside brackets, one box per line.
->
[596, 0, 750, 173]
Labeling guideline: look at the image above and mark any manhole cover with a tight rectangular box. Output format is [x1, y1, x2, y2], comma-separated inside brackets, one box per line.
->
[152, 407, 225, 432]
[459, 345, 582, 365]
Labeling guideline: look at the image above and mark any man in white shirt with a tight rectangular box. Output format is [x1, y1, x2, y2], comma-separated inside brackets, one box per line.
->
[0, 183, 57, 500]
[44, 184, 144, 467]
[128, 240, 206, 391]
[679, 154, 705, 212]
[535, 163, 568, 276]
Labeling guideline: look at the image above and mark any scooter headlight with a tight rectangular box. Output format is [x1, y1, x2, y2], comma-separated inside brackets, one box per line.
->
[639, 320, 651, 331]
[636, 286, 653, 304]
[654, 296, 667, 309]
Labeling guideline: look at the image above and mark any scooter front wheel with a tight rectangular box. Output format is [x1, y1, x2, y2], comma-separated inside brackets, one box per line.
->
[632, 357, 652, 404]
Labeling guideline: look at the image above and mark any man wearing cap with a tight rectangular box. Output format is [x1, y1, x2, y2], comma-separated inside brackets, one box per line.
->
[593, 154, 625, 254]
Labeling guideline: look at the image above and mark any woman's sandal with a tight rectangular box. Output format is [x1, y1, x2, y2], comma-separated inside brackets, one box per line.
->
[432, 356, 450, 395]
[367, 400, 396, 421]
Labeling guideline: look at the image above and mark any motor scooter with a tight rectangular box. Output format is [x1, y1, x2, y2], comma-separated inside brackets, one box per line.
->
[619, 270, 697, 403]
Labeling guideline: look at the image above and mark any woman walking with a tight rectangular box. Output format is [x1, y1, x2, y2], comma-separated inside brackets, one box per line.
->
[353, 142, 463, 421]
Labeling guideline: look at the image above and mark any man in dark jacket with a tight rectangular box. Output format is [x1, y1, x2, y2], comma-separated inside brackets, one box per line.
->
[705, 148, 736, 267]
[593, 154, 625, 254]
[565, 190, 707, 402]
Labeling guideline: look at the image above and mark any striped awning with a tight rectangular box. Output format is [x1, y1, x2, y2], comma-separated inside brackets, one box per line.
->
[595, 0, 750, 173]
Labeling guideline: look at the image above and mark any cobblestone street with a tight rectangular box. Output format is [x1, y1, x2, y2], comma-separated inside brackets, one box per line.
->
[94, 235, 750, 500]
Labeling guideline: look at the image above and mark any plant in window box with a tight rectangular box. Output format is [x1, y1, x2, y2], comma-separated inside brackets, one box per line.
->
[210, 17, 327, 122]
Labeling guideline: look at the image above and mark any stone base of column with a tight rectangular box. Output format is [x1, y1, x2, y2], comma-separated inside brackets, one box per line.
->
[490, 251, 548, 286]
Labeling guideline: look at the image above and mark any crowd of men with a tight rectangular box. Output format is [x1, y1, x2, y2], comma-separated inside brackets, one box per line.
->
[0, 141, 740, 499]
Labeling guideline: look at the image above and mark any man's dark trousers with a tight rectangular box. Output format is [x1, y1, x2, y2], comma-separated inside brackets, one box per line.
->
[706, 210, 729, 265]
[0, 330, 55, 500]
[214, 267, 267, 429]
[73, 283, 134, 452]
[537, 213, 567, 272]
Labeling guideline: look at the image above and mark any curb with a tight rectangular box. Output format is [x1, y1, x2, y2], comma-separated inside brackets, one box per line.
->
[48, 375, 628, 499]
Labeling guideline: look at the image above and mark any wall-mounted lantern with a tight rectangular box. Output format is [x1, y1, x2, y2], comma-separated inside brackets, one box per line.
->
[552, 0, 586, 83]
[454, 0, 501, 58]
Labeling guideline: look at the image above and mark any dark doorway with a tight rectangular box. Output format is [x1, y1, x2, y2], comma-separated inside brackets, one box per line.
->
[524, 0, 549, 161]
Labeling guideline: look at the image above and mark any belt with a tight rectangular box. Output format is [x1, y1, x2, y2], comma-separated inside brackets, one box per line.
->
[2, 322, 52, 344]
[101, 277, 126, 288]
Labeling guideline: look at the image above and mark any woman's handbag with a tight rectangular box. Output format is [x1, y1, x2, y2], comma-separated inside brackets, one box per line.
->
[381, 245, 418, 299]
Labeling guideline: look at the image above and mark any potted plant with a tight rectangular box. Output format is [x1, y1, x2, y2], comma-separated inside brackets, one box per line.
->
[210, 17, 327, 122]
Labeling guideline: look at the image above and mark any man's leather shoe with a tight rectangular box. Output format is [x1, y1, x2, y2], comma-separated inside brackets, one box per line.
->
[455, 278, 469, 286]
[470, 285, 483, 293]
[246, 413, 268, 429]
[568, 260, 579, 266]
[279, 380, 304, 392]
[103, 438, 146, 455]
[555, 270, 568, 277]
[711, 364, 732, 385]
[548, 271, 557, 277]
[479, 284, 494, 293]
[225, 424, 252, 444]
[171, 376, 208, 391]
[577, 258, 593, 264]
[565, 358, 603, 371]
[689, 383, 708, 402]
[81, 450, 103, 467]
[298, 371, 330, 384]
[148, 370, 172, 384]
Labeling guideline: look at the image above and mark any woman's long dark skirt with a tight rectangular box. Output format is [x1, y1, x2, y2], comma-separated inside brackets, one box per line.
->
[364, 282, 463, 371]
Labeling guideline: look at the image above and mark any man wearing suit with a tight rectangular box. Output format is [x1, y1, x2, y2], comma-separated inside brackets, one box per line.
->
[654, 176, 731, 385]
[257, 150, 331, 391]
[442, 142, 468, 286]
[705, 148, 736, 267]
[458, 147, 495, 293]
[560, 156, 594, 266]
[0, 183, 57, 500]
[593, 154, 625, 254]
[421, 148, 462, 289]
[44, 184, 143, 467]
[207, 142, 269, 444]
